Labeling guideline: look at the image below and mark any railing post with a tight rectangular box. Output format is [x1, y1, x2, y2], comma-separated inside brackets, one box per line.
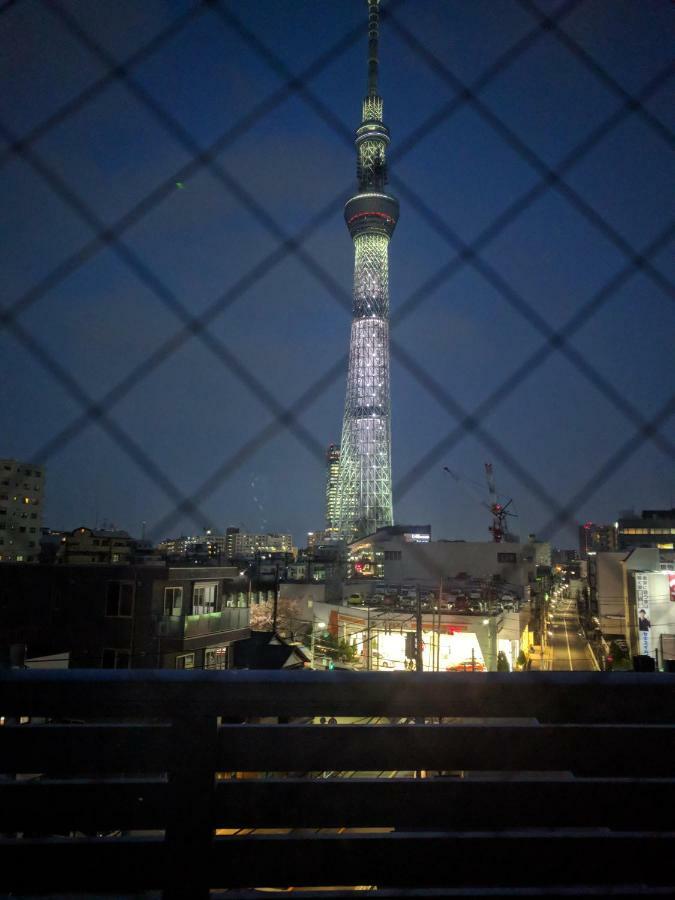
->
[164, 713, 218, 900]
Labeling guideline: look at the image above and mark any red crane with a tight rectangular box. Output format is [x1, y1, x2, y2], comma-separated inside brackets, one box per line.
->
[484, 462, 516, 542]
[442, 464, 517, 542]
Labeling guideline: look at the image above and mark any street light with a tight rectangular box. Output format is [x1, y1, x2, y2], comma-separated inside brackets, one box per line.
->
[239, 569, 252, 606]
[310, 619, 326, 670]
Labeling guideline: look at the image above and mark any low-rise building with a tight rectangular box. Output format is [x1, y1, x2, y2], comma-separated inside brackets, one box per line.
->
[0, 563, 250, 670]
[56, 526, 136, 565]
[587, 547, 675, 668]
[346, 526, 549, 589]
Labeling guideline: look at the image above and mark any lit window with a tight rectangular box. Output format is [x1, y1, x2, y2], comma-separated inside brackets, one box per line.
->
[192, 582, 218, 614]
[164, 586, 183, 616]
[205, 647, 229, 670]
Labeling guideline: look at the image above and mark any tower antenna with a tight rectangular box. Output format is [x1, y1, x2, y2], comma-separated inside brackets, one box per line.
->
[367, 0, 380, 96]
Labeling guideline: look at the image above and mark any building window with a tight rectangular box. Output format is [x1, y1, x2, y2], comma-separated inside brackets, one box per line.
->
[176, 653, 195, 670]
[205, 647, 229, 670]
[384, 550, 402, 560]
[192, 582, 218, 614]
[102, 648, 131, 669]
[497, 552, 517, 564]
[164, 586, 183, 616]
[105, 581, 134, 617]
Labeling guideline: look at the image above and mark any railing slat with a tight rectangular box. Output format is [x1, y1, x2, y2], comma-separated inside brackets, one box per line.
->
[0, 779, 167, 832]
[2, 670, 675, 722]
[0, 723, 172, 774]
[213, 777, 675, 830]
[217, 723, 675, 775]
[2, 832, 675, 892]
[205, 832, 675, 889]
[0, 837, 166, 891]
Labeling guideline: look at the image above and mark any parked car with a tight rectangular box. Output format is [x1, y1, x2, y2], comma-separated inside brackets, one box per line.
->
[446, 659, 486, 672]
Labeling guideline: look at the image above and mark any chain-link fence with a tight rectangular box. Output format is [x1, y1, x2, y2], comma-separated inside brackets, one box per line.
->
[1, 0, 673, 546]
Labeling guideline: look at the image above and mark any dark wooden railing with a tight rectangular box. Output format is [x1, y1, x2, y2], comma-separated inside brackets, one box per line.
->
[1, 669, 675, 898]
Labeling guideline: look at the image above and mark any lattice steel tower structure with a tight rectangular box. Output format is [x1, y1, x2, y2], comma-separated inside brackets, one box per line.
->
[335, 0, 399, 542]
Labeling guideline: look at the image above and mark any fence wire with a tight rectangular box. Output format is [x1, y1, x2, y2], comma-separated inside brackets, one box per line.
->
[1, 0, 673, 544]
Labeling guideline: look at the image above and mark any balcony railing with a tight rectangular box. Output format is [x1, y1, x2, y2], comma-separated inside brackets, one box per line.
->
[159, 606, 250, 639]
[1, 670, 675, 898]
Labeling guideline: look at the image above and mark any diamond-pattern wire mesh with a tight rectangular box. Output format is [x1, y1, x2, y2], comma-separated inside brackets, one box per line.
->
[1, 0, 673, 545]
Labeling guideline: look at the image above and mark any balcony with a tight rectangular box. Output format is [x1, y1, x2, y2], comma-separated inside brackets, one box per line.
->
[1, 670, 675, 898]
[159, 606, 250, 640]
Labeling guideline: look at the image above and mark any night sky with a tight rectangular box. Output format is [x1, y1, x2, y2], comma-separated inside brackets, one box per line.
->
[1, 0, 673, 548]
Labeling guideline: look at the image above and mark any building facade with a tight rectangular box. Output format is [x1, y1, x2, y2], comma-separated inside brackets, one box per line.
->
[228, 532, 296, 560]
[0, 459, 44, 563]
[617, 509, 675, 551]
[578, 522, 618, 557]
[334, 0, 398, 542]
[56, 527, 136, 565]
[0, 563, 250, 670]
[587, 548, 675, 668]
[345, 527, 549, 592]
[324, 443, 341, 538]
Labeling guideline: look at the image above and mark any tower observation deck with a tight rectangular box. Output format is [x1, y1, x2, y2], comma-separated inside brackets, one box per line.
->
[334, 0, 399, 542]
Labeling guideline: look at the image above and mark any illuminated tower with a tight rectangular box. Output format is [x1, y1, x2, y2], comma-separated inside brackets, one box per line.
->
[335, 0, 399, 541]
[325, 444, 341, 538]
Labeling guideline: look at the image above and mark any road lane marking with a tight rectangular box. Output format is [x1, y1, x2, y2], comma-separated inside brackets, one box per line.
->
[562, 603, 573, 670]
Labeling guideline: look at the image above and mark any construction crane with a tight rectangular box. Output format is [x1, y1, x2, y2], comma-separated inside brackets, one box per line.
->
[443, 464, 517, 543]
[484, 463, 516, 542]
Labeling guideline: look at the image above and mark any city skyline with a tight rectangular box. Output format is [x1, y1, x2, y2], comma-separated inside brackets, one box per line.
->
[1, 0, 673, 547]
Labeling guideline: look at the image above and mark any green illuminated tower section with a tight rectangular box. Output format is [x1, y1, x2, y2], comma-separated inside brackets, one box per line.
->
[335, 0, 399, 541]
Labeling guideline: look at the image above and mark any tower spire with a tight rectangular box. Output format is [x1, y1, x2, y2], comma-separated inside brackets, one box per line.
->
[367, 0, 379, 96]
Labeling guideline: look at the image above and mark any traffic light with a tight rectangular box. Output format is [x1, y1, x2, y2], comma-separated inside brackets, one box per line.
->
[328, 659, 335, 670]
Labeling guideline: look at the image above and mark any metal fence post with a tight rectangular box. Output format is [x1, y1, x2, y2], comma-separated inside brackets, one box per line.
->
[165, 713, 218, 900]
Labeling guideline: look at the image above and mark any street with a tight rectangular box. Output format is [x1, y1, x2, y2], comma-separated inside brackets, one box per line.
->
[547, 598, 599, 671]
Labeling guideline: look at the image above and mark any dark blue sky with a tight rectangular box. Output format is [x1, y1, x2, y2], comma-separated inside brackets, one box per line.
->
[1, 0, 673, 547]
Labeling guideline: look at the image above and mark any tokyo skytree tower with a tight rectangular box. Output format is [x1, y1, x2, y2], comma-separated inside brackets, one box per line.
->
[334, 0, 399, 541]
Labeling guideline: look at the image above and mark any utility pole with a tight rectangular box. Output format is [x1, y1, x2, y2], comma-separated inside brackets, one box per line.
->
[272, 563, 280, 633]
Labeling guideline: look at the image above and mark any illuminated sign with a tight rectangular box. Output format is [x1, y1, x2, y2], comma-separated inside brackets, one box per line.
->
[404, 533, 430, 543]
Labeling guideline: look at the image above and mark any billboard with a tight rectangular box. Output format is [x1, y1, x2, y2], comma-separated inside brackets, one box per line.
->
[635, 572, 651, 656]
